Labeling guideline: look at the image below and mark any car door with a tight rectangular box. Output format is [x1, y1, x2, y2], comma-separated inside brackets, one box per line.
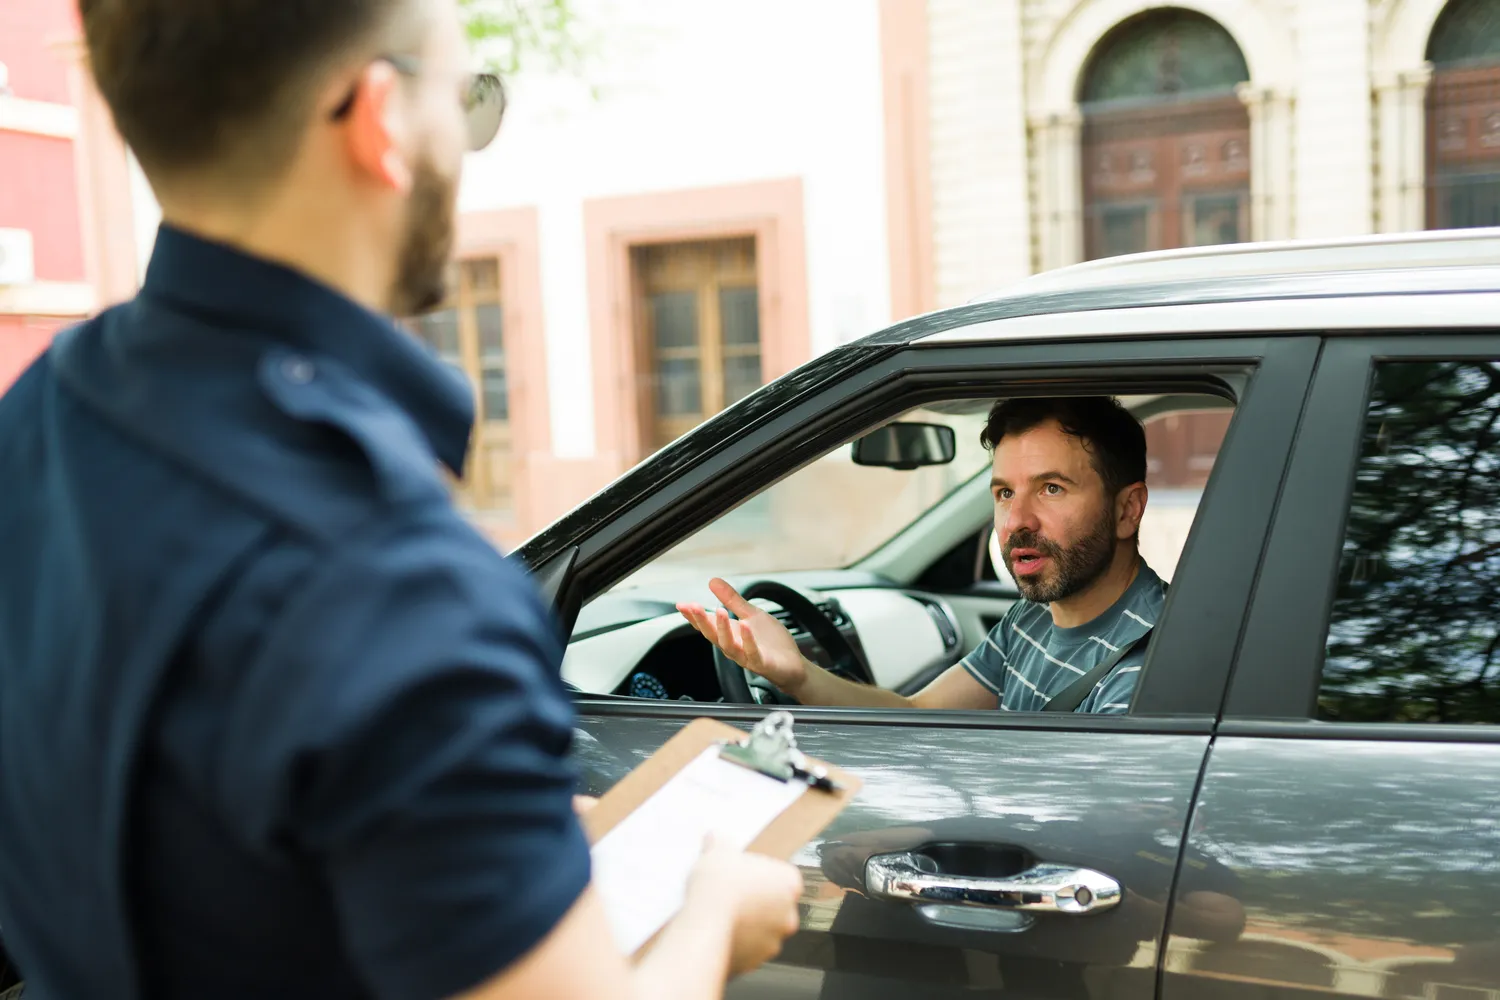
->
[1165, 335, 1500, 1000]
[536, 335, 1320, 1000]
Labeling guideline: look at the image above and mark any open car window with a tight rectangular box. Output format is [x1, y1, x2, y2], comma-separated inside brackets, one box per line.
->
[609, 405, 993, 592]
[566, 388, 1240, 711]
[604, 396, 1233, 594]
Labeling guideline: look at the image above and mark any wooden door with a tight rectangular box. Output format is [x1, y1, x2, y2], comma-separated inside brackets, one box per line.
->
[1426, 64, 1500, 229]
[1425, 0, 1500, 229]
[1082, 97, 1251, 260]
[632, 237, 761, 453]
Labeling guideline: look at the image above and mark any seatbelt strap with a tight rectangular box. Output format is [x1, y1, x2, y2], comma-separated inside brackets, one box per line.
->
[1042, 628, 1152, 713]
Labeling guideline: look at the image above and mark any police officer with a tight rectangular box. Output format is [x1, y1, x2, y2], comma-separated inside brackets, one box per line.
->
[0, 1, 801, 997]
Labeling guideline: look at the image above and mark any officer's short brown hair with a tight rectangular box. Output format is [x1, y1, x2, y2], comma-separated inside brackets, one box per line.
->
[79, 0, 416, 183]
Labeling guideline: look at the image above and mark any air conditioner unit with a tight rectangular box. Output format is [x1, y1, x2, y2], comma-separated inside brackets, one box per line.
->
[0, 228, 36, 285]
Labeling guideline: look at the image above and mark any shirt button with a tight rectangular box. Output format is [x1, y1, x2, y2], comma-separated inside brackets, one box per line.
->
[282, 356, 316, 384]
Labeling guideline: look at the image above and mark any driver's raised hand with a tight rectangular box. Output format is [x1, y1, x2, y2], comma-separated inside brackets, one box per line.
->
[677, 578, 810, 695]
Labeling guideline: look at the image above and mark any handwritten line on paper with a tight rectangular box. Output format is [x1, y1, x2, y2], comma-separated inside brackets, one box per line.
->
[590, 745, 807, 956]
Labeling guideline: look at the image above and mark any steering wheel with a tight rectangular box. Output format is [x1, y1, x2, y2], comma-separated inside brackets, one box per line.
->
[712, 580, 872, 704]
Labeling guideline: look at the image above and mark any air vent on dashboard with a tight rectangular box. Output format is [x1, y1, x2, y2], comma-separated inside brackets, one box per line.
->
[768, 600, 849, 639]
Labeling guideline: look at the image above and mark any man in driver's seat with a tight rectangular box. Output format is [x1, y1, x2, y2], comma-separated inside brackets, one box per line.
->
[678, 396, 1165, 714]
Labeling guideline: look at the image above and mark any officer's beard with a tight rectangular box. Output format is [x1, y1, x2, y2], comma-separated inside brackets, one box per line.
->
[389, 152, 457, 318]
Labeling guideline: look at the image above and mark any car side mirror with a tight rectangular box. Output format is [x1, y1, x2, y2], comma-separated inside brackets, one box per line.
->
[851, 422, 957, 470]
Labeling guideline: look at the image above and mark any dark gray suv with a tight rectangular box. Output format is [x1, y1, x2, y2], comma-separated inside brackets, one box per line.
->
[516, 229, 1500, 1000]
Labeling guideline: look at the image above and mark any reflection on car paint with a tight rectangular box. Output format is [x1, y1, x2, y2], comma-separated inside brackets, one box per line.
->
[1165, 739, 1500, 1000]
[576, 713, 1217, 1000]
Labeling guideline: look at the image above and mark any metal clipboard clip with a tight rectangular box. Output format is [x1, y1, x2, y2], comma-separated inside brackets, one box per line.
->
[718, 711, 844, 793]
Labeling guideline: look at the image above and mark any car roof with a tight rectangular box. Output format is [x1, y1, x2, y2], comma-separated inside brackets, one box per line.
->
[976, 227, 1500, 302]
[881, 228, 1500, 347]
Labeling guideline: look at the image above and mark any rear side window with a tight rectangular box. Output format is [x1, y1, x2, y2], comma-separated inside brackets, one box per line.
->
[1320, 360, 1500, 723]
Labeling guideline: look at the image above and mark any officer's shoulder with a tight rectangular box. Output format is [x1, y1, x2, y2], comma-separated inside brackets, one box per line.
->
[40, 309, 458, 547]
[253, 347, 452, 513]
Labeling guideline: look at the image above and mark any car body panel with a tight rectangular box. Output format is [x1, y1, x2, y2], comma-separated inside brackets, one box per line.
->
[1173, 331, 1500, 1000]
[1165, 737, 1500, 1000]
[573, 714, 1213, 1000]
[977, 228, 1500, 299]
[924, 292, 1500, 345]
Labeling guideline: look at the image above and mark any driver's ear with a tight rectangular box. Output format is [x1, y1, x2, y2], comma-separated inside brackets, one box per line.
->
[334, 62, 412, 194]
[1116, 482, 1148, 540]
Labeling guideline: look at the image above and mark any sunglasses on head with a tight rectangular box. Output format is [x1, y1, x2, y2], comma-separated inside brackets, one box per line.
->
[330, 54, 506, 153]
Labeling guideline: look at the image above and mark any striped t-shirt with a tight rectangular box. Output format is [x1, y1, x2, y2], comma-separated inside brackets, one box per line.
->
[961, 560, 1166, 714]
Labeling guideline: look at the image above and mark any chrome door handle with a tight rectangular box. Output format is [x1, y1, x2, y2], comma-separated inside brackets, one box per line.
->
[864, 852, 1122, 915]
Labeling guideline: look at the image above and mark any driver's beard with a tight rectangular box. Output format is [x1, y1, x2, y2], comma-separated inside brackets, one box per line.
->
[388, 152, 457, 318]
[1005, 504, 1118, 605]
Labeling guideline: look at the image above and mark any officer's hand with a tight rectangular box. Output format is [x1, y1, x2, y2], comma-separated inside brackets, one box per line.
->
[572, 795, 598, 816]
[687, 837, 802, 978]
[677, 579, 810, 697]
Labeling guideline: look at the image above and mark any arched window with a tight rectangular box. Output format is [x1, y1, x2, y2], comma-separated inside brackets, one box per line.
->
[1079, 9, 1251, 260]
[1426, 0, 1500, 229]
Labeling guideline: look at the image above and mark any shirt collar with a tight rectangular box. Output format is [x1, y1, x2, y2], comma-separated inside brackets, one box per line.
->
[139, 224, 474, 475]
[1049, 557, 1161, 642]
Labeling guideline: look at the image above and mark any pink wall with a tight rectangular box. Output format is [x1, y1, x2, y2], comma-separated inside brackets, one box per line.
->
[0, 0, 76, 103]
[0, 0, 87, 283]
[0, 132, 85, 282]
[0, 0, 76, 104]
[0, 0, 88, 386]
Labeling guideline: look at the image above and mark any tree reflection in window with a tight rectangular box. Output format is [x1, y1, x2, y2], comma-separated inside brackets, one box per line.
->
[1322, 361, 1500, 723]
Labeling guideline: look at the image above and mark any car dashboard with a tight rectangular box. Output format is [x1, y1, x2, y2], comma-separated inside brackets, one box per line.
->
[562, 573, 971, 702]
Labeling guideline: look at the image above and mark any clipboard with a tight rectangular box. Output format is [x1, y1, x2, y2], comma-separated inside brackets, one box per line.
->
[581, 712, 861, 956]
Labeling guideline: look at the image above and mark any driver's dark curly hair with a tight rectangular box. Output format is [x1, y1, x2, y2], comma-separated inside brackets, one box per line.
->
[980, 396, 1146, 498]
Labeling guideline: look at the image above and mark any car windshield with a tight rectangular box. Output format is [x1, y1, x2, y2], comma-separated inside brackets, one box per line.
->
[610, 405, 994, 591]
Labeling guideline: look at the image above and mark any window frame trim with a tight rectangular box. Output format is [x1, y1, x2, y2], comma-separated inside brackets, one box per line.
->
[583, 179, 809, 471]
[1224, 332, 1500, 725]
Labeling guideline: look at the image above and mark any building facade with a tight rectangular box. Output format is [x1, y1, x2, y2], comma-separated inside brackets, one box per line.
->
[924, 0, 1500, 305]
[6, 0, 1499, 545]
[919, 0, 1499, 525]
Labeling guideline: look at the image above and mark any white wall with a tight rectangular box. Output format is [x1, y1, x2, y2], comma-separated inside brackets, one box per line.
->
[115, 2, 894, 465]
[128, 152, 159, 283]
[1292, 0, 1373, 238]
[459, 0, 892, 459]
[928, 0, 1033, 307]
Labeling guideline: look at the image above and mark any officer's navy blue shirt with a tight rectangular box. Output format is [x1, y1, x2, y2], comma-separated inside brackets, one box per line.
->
[0, 226, 591, 1000]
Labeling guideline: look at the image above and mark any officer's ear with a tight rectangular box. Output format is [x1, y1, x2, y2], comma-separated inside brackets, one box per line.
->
[327, 61, 413, 195]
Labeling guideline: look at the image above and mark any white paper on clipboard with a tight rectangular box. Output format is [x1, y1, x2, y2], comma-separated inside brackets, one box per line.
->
[590, 745, 807, 955]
